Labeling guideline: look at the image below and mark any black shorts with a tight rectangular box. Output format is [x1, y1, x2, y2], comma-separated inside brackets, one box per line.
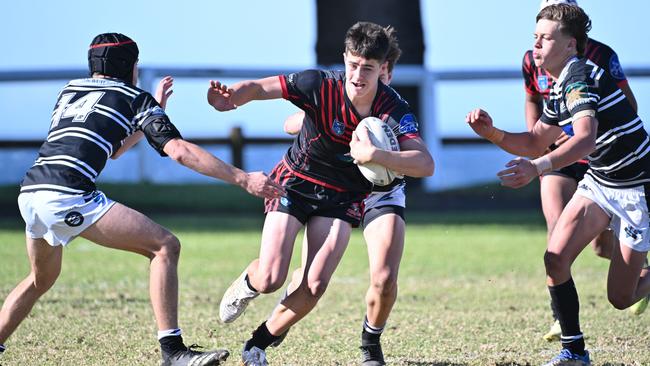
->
[264, 161, 365, 226]
[361, 205, 405, 229]
[545, 161, 588, 183]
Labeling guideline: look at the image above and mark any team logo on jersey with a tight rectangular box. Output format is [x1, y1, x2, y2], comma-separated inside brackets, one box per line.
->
[280, 197, 291, 207]
[609, 54, 625, 80]
[64, 211, 84, 227]
[537, 75, 549, 92]
[565, 81, 590, 110]
[331, 119, 345, 135]
[398, 114, 418, 134]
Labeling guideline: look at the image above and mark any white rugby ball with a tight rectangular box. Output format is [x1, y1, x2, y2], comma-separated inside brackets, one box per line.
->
[354, 116, 400, 186]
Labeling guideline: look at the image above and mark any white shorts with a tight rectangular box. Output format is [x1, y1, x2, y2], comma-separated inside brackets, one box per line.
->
[17, 190, 115, 247]
[576, 174, 650, 252]
[364, 182, 406, 212]
[361, 182, 406, 227]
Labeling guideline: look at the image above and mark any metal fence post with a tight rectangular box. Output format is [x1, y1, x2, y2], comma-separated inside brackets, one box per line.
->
[230, 126, 244, 169]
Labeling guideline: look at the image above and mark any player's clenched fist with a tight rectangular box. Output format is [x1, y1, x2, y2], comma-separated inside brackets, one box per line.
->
[465, 108, 504, 144]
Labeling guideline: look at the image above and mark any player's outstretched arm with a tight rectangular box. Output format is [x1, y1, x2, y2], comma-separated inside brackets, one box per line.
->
[112, 77, 175, 160]
[207, 76, 283, 111]
[465, 108, 559, 158]
[163, 138, 285, 199]
[284, 111, 305, 135]
[496, 113, 597, 189]
[350, 127, 434, 177]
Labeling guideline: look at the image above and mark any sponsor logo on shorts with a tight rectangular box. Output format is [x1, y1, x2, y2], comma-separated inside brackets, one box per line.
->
[537, 75, 549, 92]
[64, 211, 84, 227]
[398, 113, 418, 134]
[346, 202, 361, 219]
[331, 119, 345, 135]
[624, 225, 642, 240]
[280, 197, 291, 207]
[578, 183, 591, 192]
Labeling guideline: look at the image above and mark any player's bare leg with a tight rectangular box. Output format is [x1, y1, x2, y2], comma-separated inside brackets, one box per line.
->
[539, 174, 576, 341]
[219, 212, 302, 324]
[360, 213, 404, 365]
[544, 195, 610, 364]
[607, 244, 650, 311]
[241, 216, 350, 364]
[0, 237, 62, 347]
[81, 203, 228, 366]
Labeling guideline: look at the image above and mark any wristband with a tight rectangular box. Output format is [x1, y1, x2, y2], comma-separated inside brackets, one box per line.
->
[531, 155, 553, 176]
[485, 127, 505, 144]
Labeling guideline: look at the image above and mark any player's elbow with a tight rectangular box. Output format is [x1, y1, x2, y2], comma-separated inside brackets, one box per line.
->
[419, 156, 435, 177]
[164, 138, 190, 164]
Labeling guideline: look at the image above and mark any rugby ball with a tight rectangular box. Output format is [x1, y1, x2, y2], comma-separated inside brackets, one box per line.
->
[354, 116, 400, 186]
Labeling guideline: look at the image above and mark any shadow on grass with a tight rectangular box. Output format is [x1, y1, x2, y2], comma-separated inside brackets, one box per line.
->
[404, 362, 468, 366]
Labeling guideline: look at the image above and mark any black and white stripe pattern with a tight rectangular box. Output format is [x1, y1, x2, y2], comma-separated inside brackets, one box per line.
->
[540, 58, 650, 187]
[21, 77, 169, 194]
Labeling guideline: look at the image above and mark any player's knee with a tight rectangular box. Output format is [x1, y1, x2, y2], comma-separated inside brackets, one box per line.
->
[253, 275, 285, 294]
[156, 233, 181, 261]
[304, 278, 329, 299]
[370, 269, 397, 297]
[32, 268, 60, 294]
[543, 250, 567, 275]
[608, 291, 633, 310]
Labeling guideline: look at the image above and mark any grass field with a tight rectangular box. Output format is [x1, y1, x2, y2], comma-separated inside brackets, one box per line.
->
[0, 210, 648, 366]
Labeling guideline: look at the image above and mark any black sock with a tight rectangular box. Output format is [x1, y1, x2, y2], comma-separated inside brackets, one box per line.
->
[548, 278, 585, 355]
[245, 274, 258, 293]
[550, 299, 559, 321]
[0, 343, 5, 353]
[244, 322, 281, 351]
[361, 316, 383, 346]
[159, 335, 187, 354]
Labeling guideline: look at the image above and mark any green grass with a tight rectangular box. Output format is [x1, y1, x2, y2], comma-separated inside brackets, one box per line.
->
[0, 212, 648, 365]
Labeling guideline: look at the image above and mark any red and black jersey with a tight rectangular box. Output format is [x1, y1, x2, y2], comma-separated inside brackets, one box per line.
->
[523, 38, 629, 99]
[280, 69, 420, 193]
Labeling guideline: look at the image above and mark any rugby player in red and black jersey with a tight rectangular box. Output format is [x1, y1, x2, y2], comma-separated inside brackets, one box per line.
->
[207, 21, 433, 365]
[468, 5, 650, 365]
[0, 33, 284, 366]
[523, 0, 642, 343]
[278, 25, 411, 366]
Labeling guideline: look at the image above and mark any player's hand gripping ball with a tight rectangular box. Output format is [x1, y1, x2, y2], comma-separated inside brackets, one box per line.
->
[354, 116, 400, 186]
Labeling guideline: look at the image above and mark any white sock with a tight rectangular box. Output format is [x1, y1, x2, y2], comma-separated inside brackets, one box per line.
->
[363, 317, 384, 335]
[158, 328, 182, 340]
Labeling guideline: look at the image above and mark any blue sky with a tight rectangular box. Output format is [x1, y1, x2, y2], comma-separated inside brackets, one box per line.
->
[2, 1, 649, 188]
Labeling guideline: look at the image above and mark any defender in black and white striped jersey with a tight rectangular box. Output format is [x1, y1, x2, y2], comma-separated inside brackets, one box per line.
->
[2, 33, 284, 366]
[467, 5, 650, 364]
[21, 78, 162, 196]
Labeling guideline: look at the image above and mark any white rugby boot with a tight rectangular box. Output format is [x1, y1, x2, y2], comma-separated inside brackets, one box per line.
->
[219, 270, 259, 323]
